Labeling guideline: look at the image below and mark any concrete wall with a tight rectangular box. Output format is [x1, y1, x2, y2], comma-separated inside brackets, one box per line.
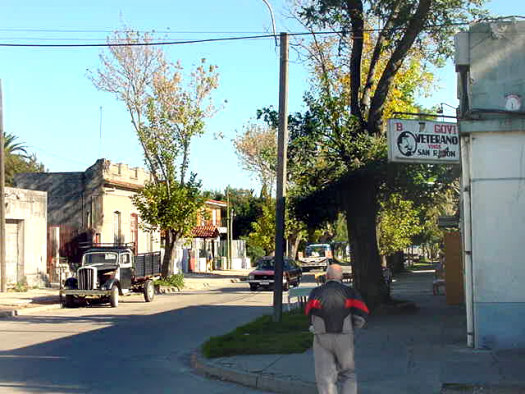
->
[469, 132, 525, 349]
[5, 187, 47, 286]
[15, 172, 84, 227]
[457, 21, 525, 349]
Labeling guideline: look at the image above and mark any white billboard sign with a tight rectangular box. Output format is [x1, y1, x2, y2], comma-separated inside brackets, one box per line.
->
[387, 119, 460, 164]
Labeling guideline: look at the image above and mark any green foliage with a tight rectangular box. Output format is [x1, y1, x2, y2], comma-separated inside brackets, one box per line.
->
[3, 133, 45, 186]
[210, 188, 263, 239]
[201, 309, 312, 358]
[247, 198, 276, 256]
[12, 277, 28, 292]
[6, 153, 44, 186]
[377, 194, 421, 256]
[244, 240, 266, 265]
[155, 273, 184, 290]
[132, 175, 205, 237]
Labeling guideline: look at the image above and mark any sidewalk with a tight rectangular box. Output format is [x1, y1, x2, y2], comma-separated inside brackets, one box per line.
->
[193, 271, 525, 394]
[0, 269, 252, 317]
[0, 288, 61, 317]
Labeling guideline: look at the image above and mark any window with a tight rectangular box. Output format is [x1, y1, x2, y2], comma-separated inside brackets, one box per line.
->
[130, 214, 138, 254]
[114, 211, 121, 244]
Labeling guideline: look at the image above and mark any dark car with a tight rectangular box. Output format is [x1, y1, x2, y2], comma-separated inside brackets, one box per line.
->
[247, 257, 302, 291]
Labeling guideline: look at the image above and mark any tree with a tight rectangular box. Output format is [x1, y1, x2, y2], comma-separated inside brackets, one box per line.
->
[209, 188, 263, 239]
[377, 193, 421, 258]
[234, 123, 278, 195]
[4, 133, 28, 156]
[3, 133, 44, 186]
[234, 119, 312, 259]
[248, 196, 276, 257]
[290, 0, 486, 309]
[89, 30, 220, 276]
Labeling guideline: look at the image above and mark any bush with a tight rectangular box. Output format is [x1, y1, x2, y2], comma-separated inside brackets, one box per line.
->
[155, 273, 184, 290]
[12, 277, 28, 292]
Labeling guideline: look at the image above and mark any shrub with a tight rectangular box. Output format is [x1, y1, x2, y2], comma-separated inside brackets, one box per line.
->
[155, 273, 184, 290]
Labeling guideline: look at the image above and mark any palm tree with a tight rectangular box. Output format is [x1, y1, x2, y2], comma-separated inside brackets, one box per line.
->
[3, 133, 28, 157]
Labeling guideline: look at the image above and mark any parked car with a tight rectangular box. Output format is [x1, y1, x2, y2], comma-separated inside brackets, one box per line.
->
[247, 256, 302, 291]
[60, 243, 161, 308]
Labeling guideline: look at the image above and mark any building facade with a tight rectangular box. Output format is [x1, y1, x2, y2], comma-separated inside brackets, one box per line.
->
[4, 187, 47, 287]
[456, 21, 525, 349]
[15, 159, 161, 275]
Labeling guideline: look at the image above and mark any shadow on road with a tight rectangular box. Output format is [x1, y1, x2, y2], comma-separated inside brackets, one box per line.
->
[0, 302, 271, 393]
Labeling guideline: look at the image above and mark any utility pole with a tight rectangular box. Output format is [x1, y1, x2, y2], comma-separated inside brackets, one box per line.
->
[273, 32, 289, 323]
[0, 80, 6, 292]
[226, 188, 231, 270]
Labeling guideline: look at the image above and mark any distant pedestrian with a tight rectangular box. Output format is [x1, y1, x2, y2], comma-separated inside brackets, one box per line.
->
[306, 264, 369, 394]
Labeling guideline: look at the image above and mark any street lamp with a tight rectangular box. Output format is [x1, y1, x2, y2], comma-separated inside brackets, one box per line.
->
[259, 0, 278, 47]
[436, 102, 458, 114]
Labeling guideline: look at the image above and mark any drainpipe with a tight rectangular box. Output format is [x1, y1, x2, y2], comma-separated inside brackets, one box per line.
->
[460, 132, 475, 347]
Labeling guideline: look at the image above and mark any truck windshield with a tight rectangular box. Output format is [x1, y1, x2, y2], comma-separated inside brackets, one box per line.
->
[305, 245, 329, 257]
[83, 253, 118, 266]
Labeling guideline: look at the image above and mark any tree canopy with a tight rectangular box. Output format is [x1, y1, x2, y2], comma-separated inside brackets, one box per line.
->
[287, 0, 486, 308]
[90, 29, 220, 276]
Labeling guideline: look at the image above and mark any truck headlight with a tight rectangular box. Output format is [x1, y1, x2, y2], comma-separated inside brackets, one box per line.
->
[248, 275, 254, 280]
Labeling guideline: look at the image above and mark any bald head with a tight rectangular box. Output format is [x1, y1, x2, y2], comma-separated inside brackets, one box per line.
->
[326, 264, 343, 281]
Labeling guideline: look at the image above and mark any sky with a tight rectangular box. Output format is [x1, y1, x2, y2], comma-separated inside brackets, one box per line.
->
[0, 0, 521, 193]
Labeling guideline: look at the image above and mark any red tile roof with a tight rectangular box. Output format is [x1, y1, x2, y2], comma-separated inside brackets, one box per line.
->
[192, 225, 220, 238]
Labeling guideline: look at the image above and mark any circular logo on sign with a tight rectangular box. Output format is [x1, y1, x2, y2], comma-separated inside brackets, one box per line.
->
[397, 131, 417, 157]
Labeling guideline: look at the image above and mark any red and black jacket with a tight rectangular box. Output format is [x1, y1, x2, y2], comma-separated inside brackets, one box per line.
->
[306, 280, 369, 333]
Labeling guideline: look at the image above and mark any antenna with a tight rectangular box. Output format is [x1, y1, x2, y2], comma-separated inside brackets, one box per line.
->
[98, 106, 103, 159]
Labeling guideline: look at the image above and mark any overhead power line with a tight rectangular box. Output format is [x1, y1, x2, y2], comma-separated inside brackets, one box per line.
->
[0, 18, 523, 48]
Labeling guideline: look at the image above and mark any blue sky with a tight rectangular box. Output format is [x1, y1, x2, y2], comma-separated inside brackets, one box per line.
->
[0, 0, 520, 193]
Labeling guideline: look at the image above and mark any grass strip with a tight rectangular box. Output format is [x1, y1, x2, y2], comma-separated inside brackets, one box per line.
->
[202, 309, 313, 358]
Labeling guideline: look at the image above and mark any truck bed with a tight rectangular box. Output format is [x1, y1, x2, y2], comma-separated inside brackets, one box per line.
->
[135, 252, 162, 278]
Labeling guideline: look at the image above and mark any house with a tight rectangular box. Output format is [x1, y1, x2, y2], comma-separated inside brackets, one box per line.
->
[15, 159, 161, 280]
[188, 199, 249, 272]
[189, 199, 228, 272]
[4, 187, 47, 286]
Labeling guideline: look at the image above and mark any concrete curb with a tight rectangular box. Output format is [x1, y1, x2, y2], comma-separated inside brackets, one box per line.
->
[0, 303, 62, 318]
[191, 351, 317, 394]
[442, 384, 525, 393]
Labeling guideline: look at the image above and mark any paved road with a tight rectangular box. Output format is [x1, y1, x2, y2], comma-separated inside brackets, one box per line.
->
[0, 283, 277, 393]
[0, 273, 319, 394]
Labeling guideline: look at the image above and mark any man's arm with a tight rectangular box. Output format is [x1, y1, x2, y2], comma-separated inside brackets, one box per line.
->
[345, 287, 369, 328]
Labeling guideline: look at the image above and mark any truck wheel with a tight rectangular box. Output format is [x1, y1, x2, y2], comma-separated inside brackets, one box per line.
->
[143, 280, 155, 302]
[110, 285, 119, 307]
[64, 295, 75, 308]
[250, 284, 257, 291]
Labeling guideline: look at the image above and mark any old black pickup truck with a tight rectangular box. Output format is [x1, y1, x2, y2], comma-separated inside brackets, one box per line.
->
[60, 244, 162, 308]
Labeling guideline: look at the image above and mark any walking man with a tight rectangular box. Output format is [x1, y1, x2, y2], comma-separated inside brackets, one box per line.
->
[306, 264, 369, 394]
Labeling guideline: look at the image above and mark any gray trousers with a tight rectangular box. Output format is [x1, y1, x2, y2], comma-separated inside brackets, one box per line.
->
[313, 333, 356, 394]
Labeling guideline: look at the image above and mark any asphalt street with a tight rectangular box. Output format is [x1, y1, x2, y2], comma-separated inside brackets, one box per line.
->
[0, 274, 318, 394]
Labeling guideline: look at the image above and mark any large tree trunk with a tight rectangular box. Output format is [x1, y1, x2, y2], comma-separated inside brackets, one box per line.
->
[343, 176, 389, 310]
[288, 235, 302, 260]
[162, 229, 178, 278]
[388, 251, 405, 274]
